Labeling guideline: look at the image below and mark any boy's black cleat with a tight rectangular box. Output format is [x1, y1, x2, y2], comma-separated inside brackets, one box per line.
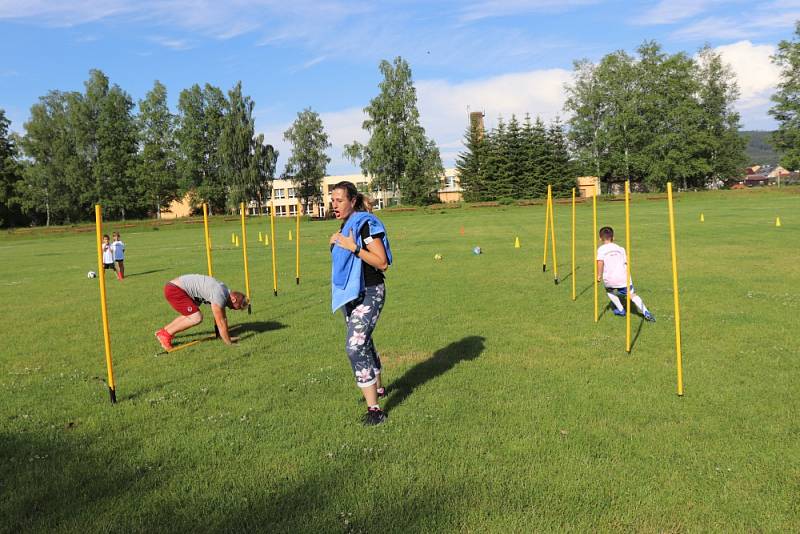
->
[363, 407, 387, 426]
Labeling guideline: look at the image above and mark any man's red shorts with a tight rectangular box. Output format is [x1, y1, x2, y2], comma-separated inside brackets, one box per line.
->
[164, 283, 199, 316]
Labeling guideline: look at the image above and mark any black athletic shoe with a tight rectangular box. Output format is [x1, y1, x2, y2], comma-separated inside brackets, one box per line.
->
[363, 407, 387, 426]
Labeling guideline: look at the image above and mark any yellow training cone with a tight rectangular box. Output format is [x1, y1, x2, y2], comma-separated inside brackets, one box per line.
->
[289, 230, 293, 241]
[264, 234, 269, 246]
[235, 235, 240, 247]
[776, 217, 782, 227]
[231, 232, 235, 244]
[700, 213, 704, 222]
[258, 231, 263, 242]
[514, 236, 520, 249]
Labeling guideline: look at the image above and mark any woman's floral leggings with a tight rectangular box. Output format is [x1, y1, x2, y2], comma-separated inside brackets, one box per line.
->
[343, 283, 385, 388]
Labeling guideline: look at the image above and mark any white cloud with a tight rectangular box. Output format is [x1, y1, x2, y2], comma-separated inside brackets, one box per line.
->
[0, 0, 133, 25]
[632, 0, 718, 25]
[671, 2, 800, 41]
[261, 68, 573, 172]
[416, 69, 572, 158]
[459, 0, 600, 23]
[713, 40, 781, 129]
[149, 36, 193, 50]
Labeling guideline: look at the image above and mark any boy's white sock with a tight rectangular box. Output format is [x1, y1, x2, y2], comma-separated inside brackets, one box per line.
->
[607, 292, 624, 311]
[631, 295, 648, 314]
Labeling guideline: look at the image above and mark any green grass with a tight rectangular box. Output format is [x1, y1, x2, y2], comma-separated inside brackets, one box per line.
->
[2, 188, 799, 532]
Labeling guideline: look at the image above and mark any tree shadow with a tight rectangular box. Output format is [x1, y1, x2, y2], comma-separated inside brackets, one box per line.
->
[383, 336, 486, 413]
[0, 432, 138, 531]
[123, 268, 167, 278]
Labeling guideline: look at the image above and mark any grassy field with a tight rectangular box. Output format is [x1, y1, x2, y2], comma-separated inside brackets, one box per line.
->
[1, 188, 799, 532]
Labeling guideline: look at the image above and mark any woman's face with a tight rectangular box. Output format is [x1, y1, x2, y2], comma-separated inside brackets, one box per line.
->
[331, 188, 356, 220]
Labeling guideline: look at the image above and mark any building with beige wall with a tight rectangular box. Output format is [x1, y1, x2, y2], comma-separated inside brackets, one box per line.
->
[162, 167, 463, 219]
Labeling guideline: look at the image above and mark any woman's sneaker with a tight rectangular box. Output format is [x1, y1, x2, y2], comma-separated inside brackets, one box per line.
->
[363, 407, 387, 426]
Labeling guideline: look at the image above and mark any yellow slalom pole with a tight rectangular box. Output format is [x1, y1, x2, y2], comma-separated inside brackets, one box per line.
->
[94, 205, 117, 403]
[269, 193, 278, 296]
[202, 203, 213, 277]
[592, 193, 598, 323]
[549, 186, 559, 284]
[542, 186, 551, 272]
[571, 187, 576, 301]
[240, 202, 252, 314]
[295, 199, 301, 285]
[625, 180, 632, 353]
[667, 183, 684, 396]
[203, 203, 219, 338]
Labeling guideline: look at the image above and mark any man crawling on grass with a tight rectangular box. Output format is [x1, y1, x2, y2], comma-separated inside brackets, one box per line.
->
[155, 274, 248, 350]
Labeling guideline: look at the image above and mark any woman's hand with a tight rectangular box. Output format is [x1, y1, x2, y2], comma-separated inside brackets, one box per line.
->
[333, 229, 357, 252]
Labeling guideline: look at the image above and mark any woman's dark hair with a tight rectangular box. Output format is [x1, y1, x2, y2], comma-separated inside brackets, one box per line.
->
[334, 181, 367, 212]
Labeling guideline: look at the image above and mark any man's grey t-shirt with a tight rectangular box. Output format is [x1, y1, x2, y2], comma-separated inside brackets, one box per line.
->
[177, 274, 229, 308]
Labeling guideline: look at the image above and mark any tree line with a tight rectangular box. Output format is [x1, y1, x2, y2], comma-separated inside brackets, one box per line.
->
[456, 114, 574, 201]
[457, 41, 761, 196]
[0, 57, 444, 227]
[3, 27, 800, 226]
[2, 70, 278, 227]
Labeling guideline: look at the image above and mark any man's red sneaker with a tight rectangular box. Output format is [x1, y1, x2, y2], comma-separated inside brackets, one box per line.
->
[155, 329, 173, 351]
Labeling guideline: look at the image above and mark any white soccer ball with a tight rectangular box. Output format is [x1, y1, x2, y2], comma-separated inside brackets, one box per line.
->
[87, 271, 97, 279]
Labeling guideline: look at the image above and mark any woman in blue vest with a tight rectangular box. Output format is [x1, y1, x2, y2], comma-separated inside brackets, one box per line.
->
[329, 181, 392, 426]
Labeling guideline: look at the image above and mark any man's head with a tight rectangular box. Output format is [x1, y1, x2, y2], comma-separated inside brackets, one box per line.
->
[229, 291, 249, 310]
[599, 226, 614, 243]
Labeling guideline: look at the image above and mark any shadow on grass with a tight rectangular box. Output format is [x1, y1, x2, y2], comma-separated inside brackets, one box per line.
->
[578, 283, 593, 299]
[230, 321, 287, 341]
[384, 335, 486, 413]
[560, 265, 579, 284]
[0, 432, 137, 532]
[123, 268, 167, 278]
[629, 315, 645, 352]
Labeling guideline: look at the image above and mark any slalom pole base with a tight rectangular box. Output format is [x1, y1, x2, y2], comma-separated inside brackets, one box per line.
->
[296, 277, 300, 285]
[108, 387, 117, 404]
[542, 265, 546, 272]
[247, 304, 252, 315]
[273, 290, 278, 297]
[554, 278, 559, 285]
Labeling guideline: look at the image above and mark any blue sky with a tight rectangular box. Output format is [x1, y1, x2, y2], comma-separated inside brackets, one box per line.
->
[1, 0, 797, 173]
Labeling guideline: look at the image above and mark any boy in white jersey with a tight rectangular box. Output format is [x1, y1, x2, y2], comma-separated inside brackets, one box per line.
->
[596, 226, 654, 321]
[111, 231, 125, 280]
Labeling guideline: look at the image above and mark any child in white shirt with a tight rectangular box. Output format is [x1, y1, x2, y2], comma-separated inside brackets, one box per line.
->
[101, 234, 117, 276]
[112, 231, 125, 280]
[596, 226, 654, 321]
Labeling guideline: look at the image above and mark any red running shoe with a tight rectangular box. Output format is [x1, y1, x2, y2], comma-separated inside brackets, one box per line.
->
[155, 329, 173, 351]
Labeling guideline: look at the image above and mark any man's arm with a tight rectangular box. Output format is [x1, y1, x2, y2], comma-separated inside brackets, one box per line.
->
[596, 259, 604, 282]
[211, 304, 237, 345]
